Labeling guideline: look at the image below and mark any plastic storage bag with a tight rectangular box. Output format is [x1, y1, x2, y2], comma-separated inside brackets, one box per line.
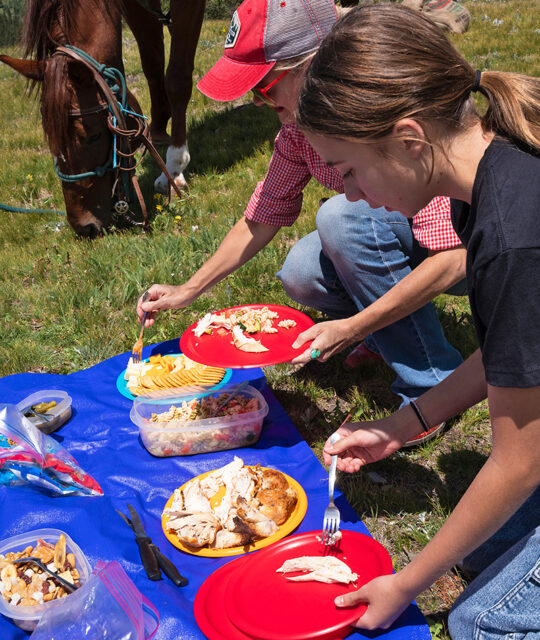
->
[29, 561, 160, 640]
[0, 403, 103, 496]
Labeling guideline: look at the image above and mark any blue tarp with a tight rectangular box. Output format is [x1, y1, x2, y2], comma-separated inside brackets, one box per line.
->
[0, 338, 431, 639]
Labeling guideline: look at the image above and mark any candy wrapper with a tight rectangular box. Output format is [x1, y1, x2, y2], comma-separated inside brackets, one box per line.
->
[0, 404, 103, 497]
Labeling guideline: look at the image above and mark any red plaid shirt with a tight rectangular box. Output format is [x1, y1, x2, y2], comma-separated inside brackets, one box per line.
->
[245, 124, 462, 251]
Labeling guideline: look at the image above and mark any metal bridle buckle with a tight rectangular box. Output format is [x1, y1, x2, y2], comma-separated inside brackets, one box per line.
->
[114, 199, 129, 214]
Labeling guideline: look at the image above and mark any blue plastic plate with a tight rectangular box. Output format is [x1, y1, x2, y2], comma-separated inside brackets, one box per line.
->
[116, 353, 233, 401]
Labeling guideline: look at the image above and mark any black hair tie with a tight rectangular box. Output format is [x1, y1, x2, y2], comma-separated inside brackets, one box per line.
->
[471, 69, 482, 93]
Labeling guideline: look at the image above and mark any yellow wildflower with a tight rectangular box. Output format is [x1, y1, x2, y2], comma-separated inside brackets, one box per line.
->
[155, 204, 162, 212]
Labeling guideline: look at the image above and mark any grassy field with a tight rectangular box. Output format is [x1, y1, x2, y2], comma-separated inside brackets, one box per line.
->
[0, 2, 538, 637]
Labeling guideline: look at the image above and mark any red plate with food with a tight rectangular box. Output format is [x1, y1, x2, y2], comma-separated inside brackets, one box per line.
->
[194, 555, 253, 640]
[225, 530, 393, 640]
[179, 304, 314, 368]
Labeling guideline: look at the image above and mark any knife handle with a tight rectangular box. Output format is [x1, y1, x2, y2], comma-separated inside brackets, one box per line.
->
[151, 544, 188, 587]
[136, 537, 162, 581]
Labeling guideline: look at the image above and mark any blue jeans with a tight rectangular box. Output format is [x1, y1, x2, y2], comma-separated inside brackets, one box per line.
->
[449, 486, 540, 638]
[277, 195, 463, 403]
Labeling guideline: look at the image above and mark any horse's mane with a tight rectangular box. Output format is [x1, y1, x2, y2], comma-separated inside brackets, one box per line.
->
[22, 0, 78, 60]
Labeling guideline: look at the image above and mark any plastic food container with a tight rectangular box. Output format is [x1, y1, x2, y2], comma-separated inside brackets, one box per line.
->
[130, 383, 269, 456]
[16, 390, 72, 434]
[0, 528, 92, 631]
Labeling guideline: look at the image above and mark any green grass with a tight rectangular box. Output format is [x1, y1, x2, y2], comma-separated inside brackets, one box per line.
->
[1, 3, 538, 637]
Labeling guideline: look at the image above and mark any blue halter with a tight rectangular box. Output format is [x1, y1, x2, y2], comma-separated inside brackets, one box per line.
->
[52, 45, 146, 186]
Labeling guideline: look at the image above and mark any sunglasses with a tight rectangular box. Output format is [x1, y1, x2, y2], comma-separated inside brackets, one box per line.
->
[251, 69, 290, 106]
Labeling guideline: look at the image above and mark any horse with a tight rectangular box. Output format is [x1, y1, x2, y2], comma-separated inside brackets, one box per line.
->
[0, 0, 205, 237]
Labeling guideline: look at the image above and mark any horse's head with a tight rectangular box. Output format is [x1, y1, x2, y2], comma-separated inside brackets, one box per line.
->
[1, 53, 140, 237]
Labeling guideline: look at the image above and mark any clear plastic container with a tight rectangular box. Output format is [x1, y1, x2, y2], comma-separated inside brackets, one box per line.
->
[16, 390, 72, 434]
[130, 383, 269, 456]
[0, 528, 92, 631]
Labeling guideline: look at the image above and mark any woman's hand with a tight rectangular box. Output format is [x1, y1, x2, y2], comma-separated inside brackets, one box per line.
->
[289, 318, 358, 364]
[136, 284, 194, 327]
[323, 417, 406, 472]
[336, 573, 415, 631]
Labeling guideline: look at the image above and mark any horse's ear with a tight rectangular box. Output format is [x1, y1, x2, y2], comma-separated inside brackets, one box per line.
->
[0, 55, 45, 81]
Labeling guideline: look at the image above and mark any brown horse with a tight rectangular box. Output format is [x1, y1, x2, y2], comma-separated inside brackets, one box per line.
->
[0, 0, 205, 237]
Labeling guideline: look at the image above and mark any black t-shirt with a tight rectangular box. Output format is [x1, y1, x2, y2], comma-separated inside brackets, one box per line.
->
[451, 137, 540, 388]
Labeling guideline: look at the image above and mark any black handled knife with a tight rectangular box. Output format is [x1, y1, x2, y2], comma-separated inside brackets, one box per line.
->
[127, 504, 162, 581]
[150, 544, 188, 587]
[117, 505, 188, 587]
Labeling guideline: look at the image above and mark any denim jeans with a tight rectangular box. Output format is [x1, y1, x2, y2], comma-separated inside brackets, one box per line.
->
[449, 486, 540, 639]
[277, 194, 463, 403]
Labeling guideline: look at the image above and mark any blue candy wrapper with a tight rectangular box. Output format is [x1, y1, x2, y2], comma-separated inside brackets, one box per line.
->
[0, 404, 103, 497]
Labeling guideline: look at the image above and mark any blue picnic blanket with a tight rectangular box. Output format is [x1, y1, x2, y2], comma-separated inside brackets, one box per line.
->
[0, 338, 431, 639]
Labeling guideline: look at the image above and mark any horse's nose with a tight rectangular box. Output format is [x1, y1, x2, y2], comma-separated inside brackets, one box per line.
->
[78, 222, 102, 239]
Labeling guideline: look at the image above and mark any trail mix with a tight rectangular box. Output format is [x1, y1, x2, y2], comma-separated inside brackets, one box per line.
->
[0, 535, 80, 607]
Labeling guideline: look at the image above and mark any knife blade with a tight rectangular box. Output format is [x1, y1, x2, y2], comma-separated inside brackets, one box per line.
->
[127, 504, 162, 581]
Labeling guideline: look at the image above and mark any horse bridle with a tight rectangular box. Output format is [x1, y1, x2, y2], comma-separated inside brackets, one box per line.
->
[52, 45, 183, 227]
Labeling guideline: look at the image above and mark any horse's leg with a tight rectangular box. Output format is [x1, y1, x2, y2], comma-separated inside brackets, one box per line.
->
[122, 0, 171, 145]
[154, 0, 205, 194]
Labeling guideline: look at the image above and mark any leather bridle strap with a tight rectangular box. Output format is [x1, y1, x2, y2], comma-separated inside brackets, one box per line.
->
[54, 45, 184, 227]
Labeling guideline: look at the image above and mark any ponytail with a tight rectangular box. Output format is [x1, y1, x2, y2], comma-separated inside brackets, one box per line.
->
[476, 71, 540, 150]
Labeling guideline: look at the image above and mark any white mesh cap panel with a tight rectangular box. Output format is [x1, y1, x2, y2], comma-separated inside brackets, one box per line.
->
[263, 0, 337, 62]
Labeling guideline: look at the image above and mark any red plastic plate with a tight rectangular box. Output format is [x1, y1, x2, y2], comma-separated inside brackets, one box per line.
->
[225, 530, 393, 640]
[194, 556, 253, 640]
[180, 304, 314, 368]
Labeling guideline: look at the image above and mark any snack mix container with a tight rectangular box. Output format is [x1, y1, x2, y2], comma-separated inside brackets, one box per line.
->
[130, 383, 269, 456]
[0, 528, 92, 631]
[16, 390, 72, 434]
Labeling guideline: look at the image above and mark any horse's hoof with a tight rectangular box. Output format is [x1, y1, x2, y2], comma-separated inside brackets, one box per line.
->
[154, 172, 186, 195]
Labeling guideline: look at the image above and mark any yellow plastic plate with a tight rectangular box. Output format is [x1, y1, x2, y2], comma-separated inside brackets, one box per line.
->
[161, 467, 308, 557]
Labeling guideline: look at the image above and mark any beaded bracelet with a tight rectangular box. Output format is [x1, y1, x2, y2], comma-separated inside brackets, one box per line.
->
[409, 399, 430, 433]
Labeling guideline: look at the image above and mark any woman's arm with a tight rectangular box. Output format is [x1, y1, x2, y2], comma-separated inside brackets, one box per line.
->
[137, 217, 280, 325]
[291, 246, 466, 362]
[338, 382, 540, 630]
[322, 348, 486, 470]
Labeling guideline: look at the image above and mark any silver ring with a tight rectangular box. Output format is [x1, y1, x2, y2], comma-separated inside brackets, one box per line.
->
[310, 348, 321, 359]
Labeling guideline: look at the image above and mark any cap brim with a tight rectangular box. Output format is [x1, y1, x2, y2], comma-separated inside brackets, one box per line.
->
[197, 56, 276, 102]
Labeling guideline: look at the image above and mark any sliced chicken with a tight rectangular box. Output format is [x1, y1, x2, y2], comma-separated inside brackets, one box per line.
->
[164, 458, 296, 550]
[232, 325, 269, 353]
[182, 479, 213, 513]
[235, 496, 279, 538]
[257, 487, 297, 525]
[231, 466, 258, 502]
[168, 513, 220, 548]
[276, 556, 358, 584]
[193, 313, 213, 337]
[259, 468, 290, 491]
[210, 529, 252, 549]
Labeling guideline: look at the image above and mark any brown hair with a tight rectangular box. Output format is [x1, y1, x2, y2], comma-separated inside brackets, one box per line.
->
[296, 3, 540, 151]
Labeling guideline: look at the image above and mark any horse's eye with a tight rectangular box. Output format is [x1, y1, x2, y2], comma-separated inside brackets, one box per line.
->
[86, 133, 102, 145]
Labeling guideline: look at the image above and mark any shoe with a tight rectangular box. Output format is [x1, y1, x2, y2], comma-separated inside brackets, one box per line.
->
[403, 421, 446, 447]
[344, 342, 384, 369]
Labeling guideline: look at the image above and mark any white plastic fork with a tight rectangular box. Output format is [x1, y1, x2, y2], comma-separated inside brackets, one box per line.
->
[322, 432, 341, 546]
[132, 291, 149, 364]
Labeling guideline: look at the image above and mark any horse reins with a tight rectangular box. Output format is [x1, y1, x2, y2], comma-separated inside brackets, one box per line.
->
[53, 45, 183, 228]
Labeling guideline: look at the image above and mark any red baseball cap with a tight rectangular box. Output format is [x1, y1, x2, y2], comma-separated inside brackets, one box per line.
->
[197, 0, 338, 102]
